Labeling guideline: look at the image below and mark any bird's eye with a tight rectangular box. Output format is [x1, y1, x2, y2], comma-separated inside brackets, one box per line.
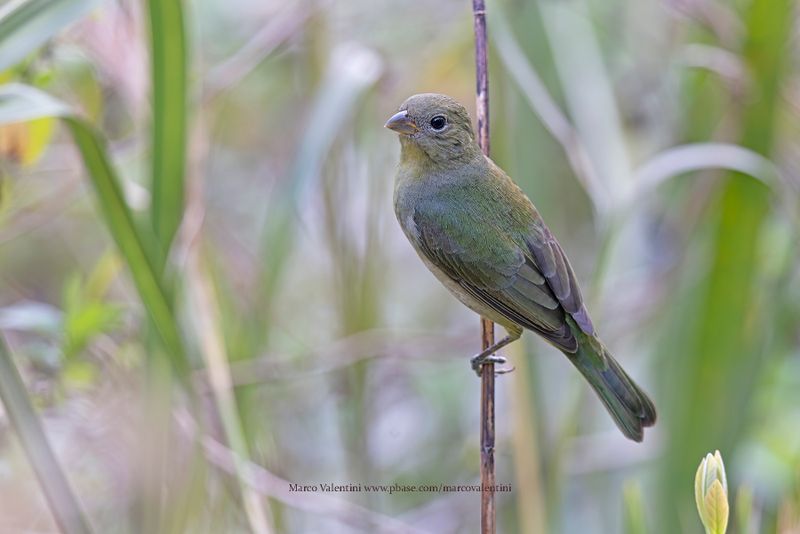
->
[430, 115, 447, 130]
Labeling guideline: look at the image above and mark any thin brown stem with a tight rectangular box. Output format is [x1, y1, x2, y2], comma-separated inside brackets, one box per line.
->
[472, 0, 496, 532]
[473, 0, 490, 156]
[480, 319, 496, 534]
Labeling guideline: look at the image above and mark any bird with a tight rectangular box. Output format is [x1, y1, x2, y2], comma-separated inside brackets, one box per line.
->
[385, 93, 656, 442]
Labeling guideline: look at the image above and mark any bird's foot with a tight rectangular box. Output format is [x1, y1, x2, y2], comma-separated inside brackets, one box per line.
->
[471, 353, 514, 377]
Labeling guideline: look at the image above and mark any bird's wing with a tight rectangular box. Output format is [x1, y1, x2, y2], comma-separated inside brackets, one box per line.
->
[523, 219, 595, 336]
[412, 206, 578, 352]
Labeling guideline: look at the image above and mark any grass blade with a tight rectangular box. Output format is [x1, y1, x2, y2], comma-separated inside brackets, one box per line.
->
[491, 11, 606, 212]
[538, 0, 633, 213]
[63, 117, 186, 369]
[0, 84, 187, 372]
[140, 2, 189, 528]
[255, 43, 381, 339]
[186, 247, 274, 534]
[0, 0, 104, 73]
[0, 336, 93, 534]
[145, 0, 187, 268]
[660, 0, 792, 528]
[509, 339, 548, 534]
[622, 481, 648, 534]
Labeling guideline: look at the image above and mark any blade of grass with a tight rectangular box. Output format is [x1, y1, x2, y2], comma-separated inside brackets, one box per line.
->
[138, 350, 172, 533]
[538, 0, 633, 214]
[630, 142, 799, 228]
[0, 336, 93, 534]
[203, 3, 318, 103]
[0, 84, 187, 372]
[509, 339, 547, 534]
[660, 0, 791, 528]
[0, 0, 104, 72]
[145, 0, 187, 270]
[64, 116, 186, 369]
[491, 11, 606, 212]
[254, 43, 381, 345]
[140, 2, 188, 528]
[174, 411, 427, 534]
[186, 246, 274, 534]
[622, 481, 648, 534]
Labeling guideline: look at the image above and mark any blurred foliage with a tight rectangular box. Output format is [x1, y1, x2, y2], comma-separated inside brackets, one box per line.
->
[61, 252, 122, 360]
[0, 0, 798, 532]
[622, 481, 647, 534]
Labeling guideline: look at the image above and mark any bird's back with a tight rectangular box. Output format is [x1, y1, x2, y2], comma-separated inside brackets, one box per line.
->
[393, 154, 577, 339]
[394, 154, 536, 248]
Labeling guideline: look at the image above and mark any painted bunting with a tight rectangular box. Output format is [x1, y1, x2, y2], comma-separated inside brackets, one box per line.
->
[385, 93, 656, 442]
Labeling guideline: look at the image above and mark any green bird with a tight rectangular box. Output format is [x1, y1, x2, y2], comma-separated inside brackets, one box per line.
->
[385, 93, 656, 442]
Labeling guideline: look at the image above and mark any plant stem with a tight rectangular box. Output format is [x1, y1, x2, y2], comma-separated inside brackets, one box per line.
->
[472, 0, 495, 532]
[473, 0, 490, 155]
[480, 315, 497, 534]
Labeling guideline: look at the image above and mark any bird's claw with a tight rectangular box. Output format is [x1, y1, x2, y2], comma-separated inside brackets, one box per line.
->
[471, 354, 513, 377]
[495, 364, 515, 375]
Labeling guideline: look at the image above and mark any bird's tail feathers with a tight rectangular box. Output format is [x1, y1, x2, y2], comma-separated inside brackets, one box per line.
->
[567, 335, 656, 442]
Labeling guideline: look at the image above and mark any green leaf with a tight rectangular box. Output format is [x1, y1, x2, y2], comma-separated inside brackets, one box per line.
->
[62, 272, 121, 359]
[139, 4, 189, 529]
[0, 83, 187, 372]
[623, 481, 648, 534]
[255, 43, 381, 341]
[702, 480, 729, 534]
[695, 455, 705, 521]
[146, 0, 187, 269]
[0, 82, 68, 121]
[660, 0, 792, 528]
[62, 359, 97, 389]
[0, 0, 105, 72]
[0, 337, 93, 533]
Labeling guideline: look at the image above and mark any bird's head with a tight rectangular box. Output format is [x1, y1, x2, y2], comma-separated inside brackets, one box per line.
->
[385, 93, 480, 165]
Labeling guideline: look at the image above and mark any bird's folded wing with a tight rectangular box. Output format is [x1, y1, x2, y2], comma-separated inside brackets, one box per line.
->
[524, 222, 595, 335]
[413, 209, 580, 352]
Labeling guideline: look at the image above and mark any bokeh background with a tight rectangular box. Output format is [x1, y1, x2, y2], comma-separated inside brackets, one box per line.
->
[0, 0, 798, 532]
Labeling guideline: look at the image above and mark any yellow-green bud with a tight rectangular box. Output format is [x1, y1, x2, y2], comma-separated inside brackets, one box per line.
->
[695, 450, 729, 534]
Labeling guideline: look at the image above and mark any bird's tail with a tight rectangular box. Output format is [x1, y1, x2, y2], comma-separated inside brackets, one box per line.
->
[567, 333, 656, 442]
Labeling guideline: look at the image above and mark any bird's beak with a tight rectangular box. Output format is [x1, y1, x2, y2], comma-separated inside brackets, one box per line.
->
[384, 110, 418, 135]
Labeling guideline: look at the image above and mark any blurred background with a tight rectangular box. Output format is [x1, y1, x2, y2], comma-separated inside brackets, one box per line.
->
[0, 0, 798, 532]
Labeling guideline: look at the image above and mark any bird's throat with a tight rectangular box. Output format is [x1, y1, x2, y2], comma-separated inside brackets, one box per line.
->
[399, 136, 434, 171]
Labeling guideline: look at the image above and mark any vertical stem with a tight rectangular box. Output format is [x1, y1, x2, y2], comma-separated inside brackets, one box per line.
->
[480, 316, 497, 534]
[473, 0, 490, 155]
[472, 1, 495, 532]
